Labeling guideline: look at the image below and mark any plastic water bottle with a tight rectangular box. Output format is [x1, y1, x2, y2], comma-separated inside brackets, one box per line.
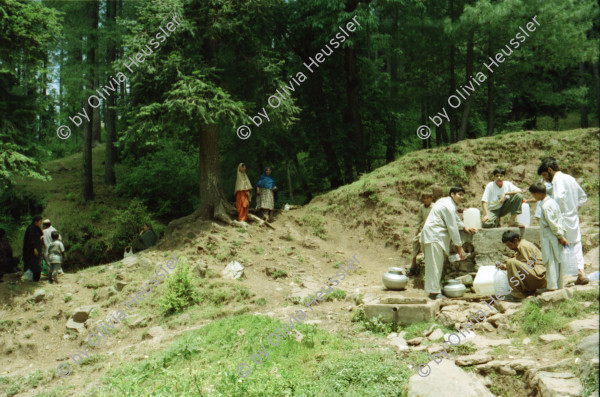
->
[517, 199, 530, 227]
[587, 271, 599, 282]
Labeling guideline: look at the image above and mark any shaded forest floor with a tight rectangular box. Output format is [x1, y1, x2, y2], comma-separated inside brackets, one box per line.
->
[0, 128, 598, 396]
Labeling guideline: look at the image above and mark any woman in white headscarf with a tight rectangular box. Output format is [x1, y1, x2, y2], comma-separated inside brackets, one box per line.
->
[234, 163, 253, 222]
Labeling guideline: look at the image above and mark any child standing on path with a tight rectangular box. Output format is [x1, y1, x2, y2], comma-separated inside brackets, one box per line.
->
[47, 231, 65, 284]
[408, 191, 433, 277]
[529, 183, 568, 291]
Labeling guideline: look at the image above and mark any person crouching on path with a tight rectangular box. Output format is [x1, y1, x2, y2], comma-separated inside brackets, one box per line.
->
[408, 191, 434, 277]
[46, 231, 65, 284]
[23, 215, 44, 281]
[498, 230, 546, 300]
[256, 166, 278, 222]
[538, 158, 589, 285]
[481, 167, 523, 228]
[529, 183, 568, 291]
[421, 186, 476, 300]
[235, 163, 253, 224]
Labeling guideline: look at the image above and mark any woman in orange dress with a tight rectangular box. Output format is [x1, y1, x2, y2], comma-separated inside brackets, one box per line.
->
[234, 163, 253, 222]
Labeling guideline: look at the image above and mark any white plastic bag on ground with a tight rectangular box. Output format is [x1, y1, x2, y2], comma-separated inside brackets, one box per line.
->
[22, 269, 33, 281]
[123, 246, 134, 258]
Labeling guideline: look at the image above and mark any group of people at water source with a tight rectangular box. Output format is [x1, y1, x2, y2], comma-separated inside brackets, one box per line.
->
[234, 163, 278, 224]
[409, 157, 590, 301]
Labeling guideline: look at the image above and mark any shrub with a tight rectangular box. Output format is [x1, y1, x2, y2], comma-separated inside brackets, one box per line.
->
[108, 199, 151, 256]
[271, 270, 288, 279]
[351, 307, 393, 334]
[159, 263, 197, 315]
[116, 141, 200, 219]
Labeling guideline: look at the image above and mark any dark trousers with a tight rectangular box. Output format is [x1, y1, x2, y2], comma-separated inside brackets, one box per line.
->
[33, 272, 41, 281]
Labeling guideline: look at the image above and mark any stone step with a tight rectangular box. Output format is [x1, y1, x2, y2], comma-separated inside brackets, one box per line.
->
[364, 300, 441, 325]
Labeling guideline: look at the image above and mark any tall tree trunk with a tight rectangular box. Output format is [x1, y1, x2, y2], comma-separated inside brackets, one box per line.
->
[196, 124, 233, 222]
[82, 3, 97, 201]
[458, 31, 474, 141]
[91, 3, 101, 144]
[344, 1, 365, 173]
[286, 160, 294, 203]
[385, 2, 400, 163]
[105, 0, 117, 186]
[448, 0, 457, 143]
[486, 34, 494, 136]
[437, 124, 448, 144]
[310, 68, 344, 188]
[194, 34, 234, 221]
[593, 61, 600, 124]
[579, 62, 589, 128]
[292, 154, 312, 203]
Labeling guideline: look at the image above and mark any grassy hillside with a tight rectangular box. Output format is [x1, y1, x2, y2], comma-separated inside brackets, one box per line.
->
[305, 128, 599, 254]
[1, 128, 598, 397]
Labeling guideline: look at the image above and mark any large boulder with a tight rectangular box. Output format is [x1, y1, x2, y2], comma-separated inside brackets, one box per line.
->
[407, 359, 494, 397]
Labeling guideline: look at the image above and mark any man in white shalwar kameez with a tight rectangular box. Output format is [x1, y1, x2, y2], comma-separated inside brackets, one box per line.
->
[421, 186, 476, 299]
[529, 183, 568, 290]
[538, 159, 589, 285]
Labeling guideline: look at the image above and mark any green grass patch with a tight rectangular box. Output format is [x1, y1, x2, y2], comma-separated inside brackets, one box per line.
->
[300, 214, 328, 240]
[270, 270, 288, 279]
[96, 315, 413, 396]
[511, 294, 598, 336]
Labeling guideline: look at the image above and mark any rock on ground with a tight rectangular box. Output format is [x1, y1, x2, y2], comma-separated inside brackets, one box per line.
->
[66, 318, 85, 333]
[575, 332, 599, 359]
[531, 371, 583, 397]
[33, 289, 46, 302]
[567, 316, 599, 332]
[407, 359, 494, 397]
[539, 334, 566, 344]
[222, 261, 244, 279]
[71, 306, 97, 323]
[144, 326, 165, 340]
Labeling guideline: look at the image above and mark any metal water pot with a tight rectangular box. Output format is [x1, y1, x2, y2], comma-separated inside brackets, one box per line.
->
[382, 267, 409, 290]
[443, 279, 467, 298]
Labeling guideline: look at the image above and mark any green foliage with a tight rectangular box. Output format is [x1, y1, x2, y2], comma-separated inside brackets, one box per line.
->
[434, 154, 478, 184]
[323, 289, 346, 302]
[196, 280, 254, 306]
[108, 199, 151, 256]
[98, 314, 412, 396]
[583, 371, 600, 397]
[270, 270, 288, 279]
[116, 141, 200, 219]
[515, 301, 566, 334]
[159, 263, 198, 315]
[300, 214, 328, 239]
[255, 297, 267, 306]
[351, 307, 393, 334]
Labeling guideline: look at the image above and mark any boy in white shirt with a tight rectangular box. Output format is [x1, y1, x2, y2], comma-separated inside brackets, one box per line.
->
[529, 183, 568, 291]
[481, 168, 523, 228]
